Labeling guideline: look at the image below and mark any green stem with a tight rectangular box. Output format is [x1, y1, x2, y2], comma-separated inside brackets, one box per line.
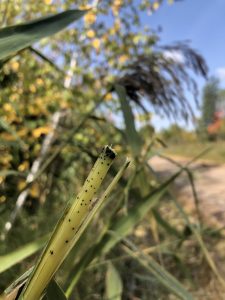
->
[19, 146, 117, 300]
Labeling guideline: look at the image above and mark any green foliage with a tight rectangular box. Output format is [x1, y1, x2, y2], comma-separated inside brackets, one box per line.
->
[105, 263, 123, 300]
[43, 280, 67, 300]
[115, 84, 142, 157]
[0, 235, 48, 274]
[198, 77, 220, 140]
[0, 9, 87, 61]
[161, 124, 196, 144]
[202, 77, 219, 127]
[123, 240, 194, 300]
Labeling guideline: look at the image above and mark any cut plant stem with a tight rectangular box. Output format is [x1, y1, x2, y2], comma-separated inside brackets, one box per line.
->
[65, 158, 131, 298]
[20, 146, 117, 300]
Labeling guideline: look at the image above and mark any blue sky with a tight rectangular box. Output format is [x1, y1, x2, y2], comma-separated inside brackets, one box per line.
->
[141, 0, 225, 130]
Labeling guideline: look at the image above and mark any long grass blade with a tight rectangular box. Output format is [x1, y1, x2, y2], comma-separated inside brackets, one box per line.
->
[19, 146, 117, 300]
[0, 235, 49, 274]
[122, 239, 194, 300]
[65, 159, 131, 297]
[0, 9, 87, 60]
[66, 169, 183, 295]
[105, 262, 123, 300]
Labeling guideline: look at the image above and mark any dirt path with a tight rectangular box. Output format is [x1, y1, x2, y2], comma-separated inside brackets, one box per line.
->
[150, 155, 225, 227]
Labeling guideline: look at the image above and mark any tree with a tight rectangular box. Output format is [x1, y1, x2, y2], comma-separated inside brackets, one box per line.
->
[202, 77, 220, 126]
[199, 77, 220, 139]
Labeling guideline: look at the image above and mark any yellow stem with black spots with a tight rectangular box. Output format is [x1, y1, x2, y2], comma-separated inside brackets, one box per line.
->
[20, 146, 116, 300]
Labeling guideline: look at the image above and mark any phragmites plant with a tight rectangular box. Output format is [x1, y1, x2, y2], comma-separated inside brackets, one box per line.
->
[18, 146, 130, 300]
[1, 2, 224, 300]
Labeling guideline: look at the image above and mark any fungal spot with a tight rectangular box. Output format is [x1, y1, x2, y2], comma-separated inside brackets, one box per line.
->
[65, 240, 69, 243]
[85, 189, 88, 192]
[82, 199, 84, 202]
[68, 219, 71, 222]
[72, 227, 75, 230]
[81, 203, 83, 206]
[101, 162, 103, 165]
[100, 177, 103, 180]
[85, 203, 87, 206]
[89, 199, 92, 202]
[77, 211, 80, 213]
[50, 250, 54, 255]
[107, 163, 110, 166]
[97, 172, 100, 174]
[90, 185, 93, 187]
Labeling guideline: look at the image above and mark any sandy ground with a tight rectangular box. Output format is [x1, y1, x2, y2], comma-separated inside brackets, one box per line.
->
[150, 155, 225, 227]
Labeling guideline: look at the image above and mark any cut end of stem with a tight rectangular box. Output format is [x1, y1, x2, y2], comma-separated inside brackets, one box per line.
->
[103, 145, 117, 160]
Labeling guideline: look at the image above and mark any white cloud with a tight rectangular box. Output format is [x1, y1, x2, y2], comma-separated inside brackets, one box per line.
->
[216, 67, 225, 82]
[163, 50, 184, 64]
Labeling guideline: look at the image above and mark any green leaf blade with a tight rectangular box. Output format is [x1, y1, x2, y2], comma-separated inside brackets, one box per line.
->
[0, 9, 87, 60]
[44, 280, 67, 300]
[115, 84, 142, 157]
[0, 235, 49, 274]
[106, 263, 123, 300]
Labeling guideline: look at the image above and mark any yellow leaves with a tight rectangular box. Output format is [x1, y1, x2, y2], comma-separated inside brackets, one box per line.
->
[0, 132, 16, 141]
[11, 61, 19, 72]
[28, 98, 47, 116]
[94, 80, 101, 89]
[112, 0, 123, 16]
[18, 161, 29, 172]
[118, 55, 129, 64]
[29, 84, 37, 93]
[36, 78, 44, 86]
[152, 1, 160, 11]
[102, 33, 109, 44]
[133, 35, 142, 45]
[92, 38, 101, 52]
[79, 4, 92, 10]
[32, 126, 52, 138]
[105, 93, 113, 101]
[3, 103, 13, 113]
[18, 128, 28, 138]
[18, 179, 26, 191]
[28, 106, 38, 116]
[108, 58, 115, 67]
[2, 103, 18, 124]
[86, 29, 95, 38]
[136, 112, 152, 122]
[10, 93, 19, 102]
[0, 153, 12, 166]
[30, 183, 40, 198]
[60, 100, 71, 109]
[108, 19, 121, 36]
[84, 11, 96, 25]
[114, 144, 122, 152]
[0, 196, 6, 203]
[112, 6, 119, 16]
[33, 144, 41, 155]
[44, 0, 52, 4]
